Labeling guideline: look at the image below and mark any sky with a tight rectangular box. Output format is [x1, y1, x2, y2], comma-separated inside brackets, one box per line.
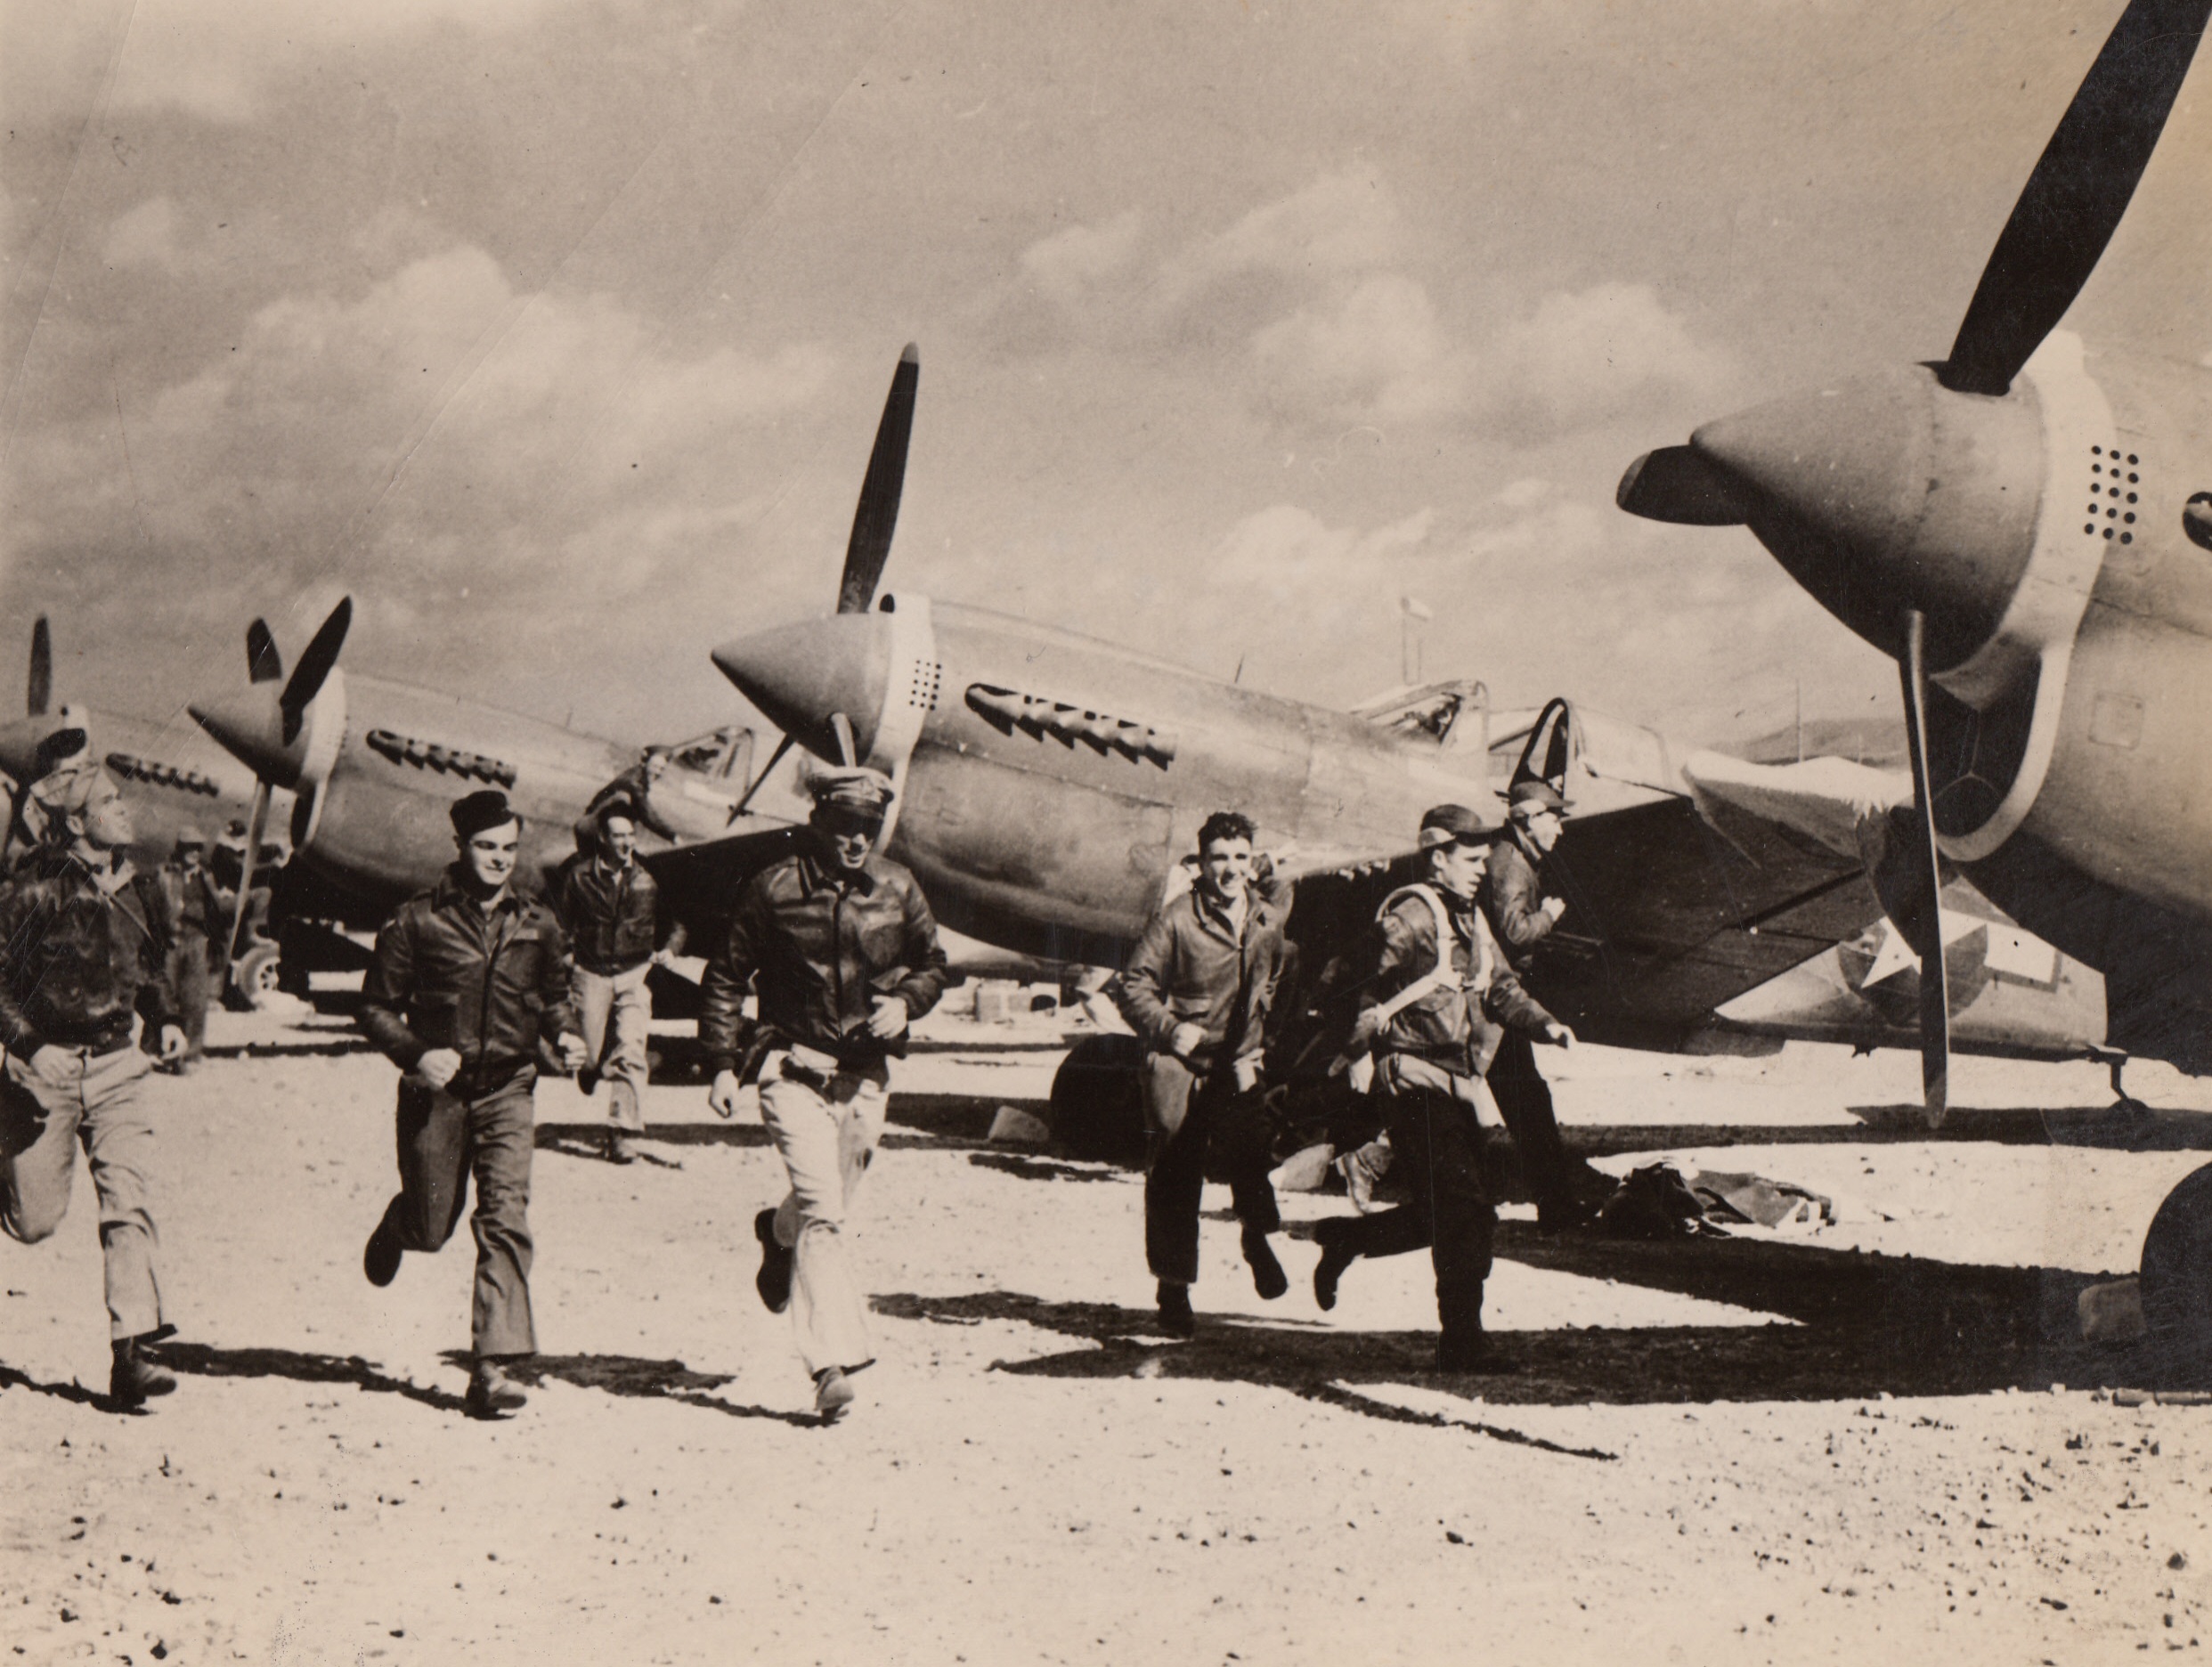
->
[4, 0, 2208, 758]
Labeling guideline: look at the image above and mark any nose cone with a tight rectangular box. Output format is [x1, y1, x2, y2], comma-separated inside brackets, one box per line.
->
[188, 688, 304, 787]
[1690, 365, 2044, 669]
[0, 717, 63, 785]
[711, 614, 891, 763]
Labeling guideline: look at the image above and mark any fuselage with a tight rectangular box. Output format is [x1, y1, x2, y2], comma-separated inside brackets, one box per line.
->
[720, 598, 1501, 964]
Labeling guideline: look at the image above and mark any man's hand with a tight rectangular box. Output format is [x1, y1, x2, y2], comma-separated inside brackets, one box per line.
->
[1541, 896, 1568, 923]
[708, 1069, 743, 1119]
[557, 1032, 589, 1072]
[1543, 1021, 1577, 1050]
[1346, 1052, 1377, 1095]
[28, 1044, 72, 1077]
[1167, 1021, 1206, 1060]
[1232, 1054, 1262, 1094]
[866, 995, 910, 1041]
[412, 1047, 463, 1089]
[158, 1024, 187, 1062]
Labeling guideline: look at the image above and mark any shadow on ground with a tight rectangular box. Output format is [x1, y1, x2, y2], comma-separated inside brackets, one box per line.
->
[1570, 1102, 2212, 1158]
[155, 1342, 468, 1413]
[452, 1351, 820, 1426]
[873, 1227, 2212, 1436]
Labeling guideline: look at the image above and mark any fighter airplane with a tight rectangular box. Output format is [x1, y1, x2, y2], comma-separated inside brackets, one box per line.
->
[707, 351, 2110, 1073]
[1616, 0, 2212, 1330]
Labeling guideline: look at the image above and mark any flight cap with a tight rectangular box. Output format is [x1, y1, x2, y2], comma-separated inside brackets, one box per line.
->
[451, 788, 520, 840]
[806, 762, 895, 819]
[1417, 802, 1486, 849]
[1510, 779, 1566, 817]
[172, 825, 206, 851]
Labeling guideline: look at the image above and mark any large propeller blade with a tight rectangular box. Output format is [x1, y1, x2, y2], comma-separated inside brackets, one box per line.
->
[730, 732, 796, 820]
[1942, 0, 2212, 395]
[27, 617, 50, 718]
[1898, 610, 1951, 1126]
[223, 780, 273, 975]
[247, 618, 283, 685]
[836, 344, 919, 616]
[280, 598, 352, 744]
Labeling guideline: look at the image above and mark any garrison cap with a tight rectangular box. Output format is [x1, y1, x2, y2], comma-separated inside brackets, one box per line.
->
[451, 788, 519, 840]
[805, 762, 895, 818]
[594, 794, 640, 828]
[172, 825, 206, 850]
[1417, 802, 1486, 849]
[1510, 779, 1566, 817]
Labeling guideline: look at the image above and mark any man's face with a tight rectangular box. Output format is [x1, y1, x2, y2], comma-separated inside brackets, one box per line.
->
[1430, 838, 1488, 899]
[75, 783, 134, 852]
[601, 815, 638, 866]
[1521, 808, 1563, 853]
[459, 820, 520, 891]
[1199, 836, 1254, 901]
[175, 843, 205, 871]
[816, 808, 880, 873]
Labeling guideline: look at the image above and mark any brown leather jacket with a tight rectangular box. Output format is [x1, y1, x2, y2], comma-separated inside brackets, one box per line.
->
[1480, 831, 1556, 975]
[0, 848, 178, 1055]
[1110, 881, 1289, 1072]
[1357, 882, 1555, 1077]
[553, 852, 681, 975]
[700, 845, 948, 1075]
[361, 868, 578, 1087]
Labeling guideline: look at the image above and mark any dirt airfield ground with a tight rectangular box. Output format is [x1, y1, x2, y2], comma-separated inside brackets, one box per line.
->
[7, 996, 2212, 1667]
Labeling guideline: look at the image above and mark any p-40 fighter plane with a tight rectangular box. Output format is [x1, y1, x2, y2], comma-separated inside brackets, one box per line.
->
[1618, 0, 2212, 1332]
[707, 350, 2110, 1076]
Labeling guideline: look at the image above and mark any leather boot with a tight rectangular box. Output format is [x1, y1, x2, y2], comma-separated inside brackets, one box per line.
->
[110, 1336, 177, 1410]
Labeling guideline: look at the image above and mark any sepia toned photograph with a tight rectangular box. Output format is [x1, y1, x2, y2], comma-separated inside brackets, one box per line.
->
[4, 0, 2211, 1659]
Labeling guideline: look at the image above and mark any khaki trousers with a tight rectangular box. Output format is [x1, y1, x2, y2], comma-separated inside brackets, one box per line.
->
[759, 1056, 888, 1378]
[572, 962, 653, 1132]
[0, 1044, 164, 1340]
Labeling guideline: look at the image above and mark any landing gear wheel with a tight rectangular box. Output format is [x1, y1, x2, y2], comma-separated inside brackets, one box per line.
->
[230, 941, 285, 1012]
[1049, 1033, 1148, 1167]
[2139, 1161, 2212, 1370]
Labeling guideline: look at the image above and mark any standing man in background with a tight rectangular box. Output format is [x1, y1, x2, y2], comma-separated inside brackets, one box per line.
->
[703, 765, 947, 1424]
[0, 761, 187, 1408]
[358, 790, 587, 1420]
[157, 828, 219, 1071]
[554, 801, 682, 1165]
[1479, 780, 1593, 1231]
[1110, 810, 1292, 1340]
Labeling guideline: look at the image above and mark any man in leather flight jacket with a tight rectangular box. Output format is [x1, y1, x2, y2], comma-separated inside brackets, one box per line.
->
[703, 764, 947, 1423]
[552, 800, 682, 1165]
[1110, 809, 1292, 1339]
[359, 790, 585, 1419]
[1311, 803, 1574, 1373]
[0, 763, 188, 1409]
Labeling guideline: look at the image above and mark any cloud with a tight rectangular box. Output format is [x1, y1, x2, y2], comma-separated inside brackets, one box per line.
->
[1167, 167, 1403, 296]
[1251, 273, 1472, 424]
[111, 0, 582, 121]
[100, 197, 181, 269]
[1476, 281, 1736, 442]
[1215, 502, 1436, 584]
[1020, 211, 1144, 307]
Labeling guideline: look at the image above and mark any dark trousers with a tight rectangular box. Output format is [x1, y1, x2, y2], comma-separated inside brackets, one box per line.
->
[1487, 1028, 1569, 1206]
[167, 931, 210, 1061]
[1316, 1057, 1493, 1338]
[378, 1066, 538, 1358]
[1142, 1053, 1280, 1287]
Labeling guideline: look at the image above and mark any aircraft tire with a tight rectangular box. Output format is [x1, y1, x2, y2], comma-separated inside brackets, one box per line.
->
[231, 941, 286, 1012]
[2139, 1161, 2212, 1363]
[1049, 1033, 1148, 1168]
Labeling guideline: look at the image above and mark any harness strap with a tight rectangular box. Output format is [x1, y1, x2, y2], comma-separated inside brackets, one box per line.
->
[1367, 883, 1488, 1027]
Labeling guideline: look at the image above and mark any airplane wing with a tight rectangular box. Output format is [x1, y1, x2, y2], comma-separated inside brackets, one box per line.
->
[638, 818, 806, 941]
[1525, 751, 1902, 1049]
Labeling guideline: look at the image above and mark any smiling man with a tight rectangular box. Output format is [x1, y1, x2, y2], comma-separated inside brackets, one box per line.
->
[702, 764, 948, 1425]
[1110, 809, 1292, 1340]
[358, 789, 586, 1420]
[0, 760, 187, 1410]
